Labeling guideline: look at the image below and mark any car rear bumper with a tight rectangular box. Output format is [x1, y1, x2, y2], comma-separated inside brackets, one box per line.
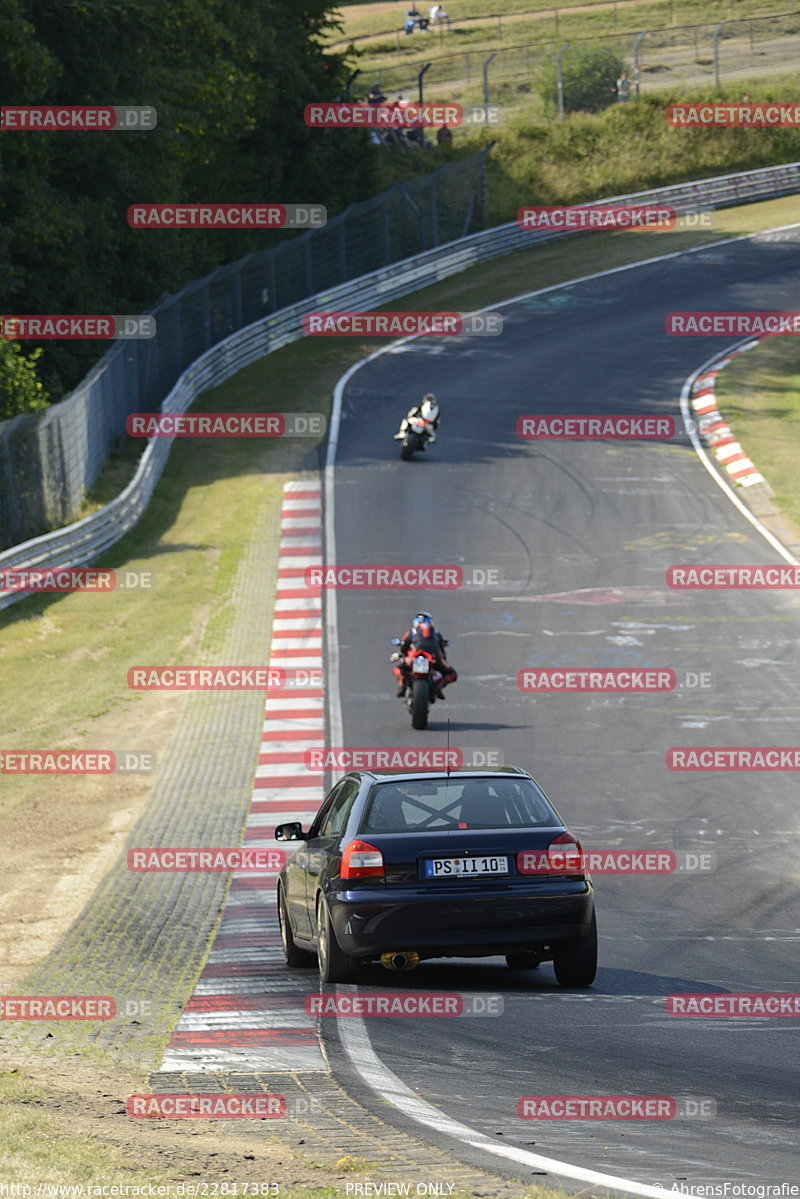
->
[328, 881, 594, 958]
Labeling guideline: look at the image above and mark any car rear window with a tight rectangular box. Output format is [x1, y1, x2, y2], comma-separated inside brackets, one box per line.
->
[360, 777, 556, 833]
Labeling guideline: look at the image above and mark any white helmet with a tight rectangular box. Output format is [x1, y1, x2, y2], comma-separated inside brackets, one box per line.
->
[421, 394, 439, 422]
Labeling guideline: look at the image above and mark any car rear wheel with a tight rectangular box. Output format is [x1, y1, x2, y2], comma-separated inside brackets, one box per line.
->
[316, 896, 360, 984]
[552, 911, 597, 987]
[505, 952, 540, 970]
[278, 886, 315, 968]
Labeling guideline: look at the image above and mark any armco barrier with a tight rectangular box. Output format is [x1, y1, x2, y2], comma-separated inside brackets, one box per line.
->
[2, 162, 799, 611]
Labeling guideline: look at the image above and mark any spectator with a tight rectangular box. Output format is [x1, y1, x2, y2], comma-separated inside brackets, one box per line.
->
[367, 82, 386, 105]
[430, 4, 451, 27]
[437, 123, 453, 146]
[405, 4, 420, 33]
[615, 70, 631, 102]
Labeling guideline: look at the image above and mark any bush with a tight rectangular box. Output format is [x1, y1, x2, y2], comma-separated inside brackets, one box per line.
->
[538, 45, 625, 117]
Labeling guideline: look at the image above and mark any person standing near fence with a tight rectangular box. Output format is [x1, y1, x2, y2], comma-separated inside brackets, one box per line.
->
[615, 71, 632, 102]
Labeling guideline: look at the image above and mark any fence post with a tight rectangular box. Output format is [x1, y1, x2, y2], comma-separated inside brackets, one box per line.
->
[633, 30, 647, 98]
[430, 174, 439, 246]
[346, 69, 361, 99]
[418, 61, 432, 103]
[713, 20, 727, 89]
[556, 42, 569, 119]
[483, 51, 497, 106]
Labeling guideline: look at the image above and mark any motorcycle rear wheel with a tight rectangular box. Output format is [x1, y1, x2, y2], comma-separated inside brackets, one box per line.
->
[410, 678, 429, 729]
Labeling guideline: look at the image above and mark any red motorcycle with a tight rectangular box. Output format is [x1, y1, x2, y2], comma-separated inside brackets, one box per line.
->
[389, 640, 443, 730]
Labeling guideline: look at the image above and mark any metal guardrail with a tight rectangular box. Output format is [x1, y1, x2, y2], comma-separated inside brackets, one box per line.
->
[2, 160, 799, 611]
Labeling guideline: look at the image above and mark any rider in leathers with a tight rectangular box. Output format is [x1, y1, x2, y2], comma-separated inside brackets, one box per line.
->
[392, 612, 457, 699]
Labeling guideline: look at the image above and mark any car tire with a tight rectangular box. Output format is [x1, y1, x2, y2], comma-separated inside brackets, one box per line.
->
[316, 896, 360, 984]
[505, 952, 540, 970]
[552, 910, 597, 987]
[278, 885, 316, 968]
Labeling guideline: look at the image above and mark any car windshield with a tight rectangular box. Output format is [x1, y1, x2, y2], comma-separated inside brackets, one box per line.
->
[360, 776, 555, 833]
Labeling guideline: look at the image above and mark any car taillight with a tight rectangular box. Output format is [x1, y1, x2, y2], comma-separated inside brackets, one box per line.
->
[517, 832, 584, 877]
[341, 839, 385, 880]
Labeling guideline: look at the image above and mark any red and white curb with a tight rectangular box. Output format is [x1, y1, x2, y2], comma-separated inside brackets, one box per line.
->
[160, 479, 326, 1073]
[689, 339, 766, 488]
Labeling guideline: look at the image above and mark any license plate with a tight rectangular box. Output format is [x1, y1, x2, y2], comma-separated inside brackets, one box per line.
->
[423, 855, 509, 878]
[412, 658, 430, 674]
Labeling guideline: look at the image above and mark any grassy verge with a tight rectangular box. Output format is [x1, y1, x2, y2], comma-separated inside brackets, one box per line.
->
[714, 336, 800, 531]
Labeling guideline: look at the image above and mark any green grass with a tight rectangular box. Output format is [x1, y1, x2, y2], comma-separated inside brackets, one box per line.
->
[715, 337, 800, 530]
[329, 0, 791, 63]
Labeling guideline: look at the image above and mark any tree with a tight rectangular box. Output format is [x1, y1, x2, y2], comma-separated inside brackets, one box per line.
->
[0, 0, 377, 397]
[0, 341, 49, 420]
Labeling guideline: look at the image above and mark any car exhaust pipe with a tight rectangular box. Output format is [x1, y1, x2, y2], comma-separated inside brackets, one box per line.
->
[380, 950, 420, 972]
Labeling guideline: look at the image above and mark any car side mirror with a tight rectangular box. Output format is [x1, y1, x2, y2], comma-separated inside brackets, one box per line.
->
[275, 822, 307, 841]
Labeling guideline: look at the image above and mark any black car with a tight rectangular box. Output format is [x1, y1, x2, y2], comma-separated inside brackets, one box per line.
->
[275, 767, 597, 986]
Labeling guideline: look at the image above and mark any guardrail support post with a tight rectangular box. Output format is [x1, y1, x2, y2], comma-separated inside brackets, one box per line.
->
[556, 43, 569, 120]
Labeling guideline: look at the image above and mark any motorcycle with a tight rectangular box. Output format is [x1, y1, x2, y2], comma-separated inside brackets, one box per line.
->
[389, 638, 442, 730]
[394, 414, 435, 461]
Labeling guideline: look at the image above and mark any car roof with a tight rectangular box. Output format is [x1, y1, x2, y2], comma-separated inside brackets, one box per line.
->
[354, 766, 532, 784]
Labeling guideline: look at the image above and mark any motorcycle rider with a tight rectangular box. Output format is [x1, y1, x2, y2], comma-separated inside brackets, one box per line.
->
[392, 611, 457, 699]
[394, 393, 440, 446]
